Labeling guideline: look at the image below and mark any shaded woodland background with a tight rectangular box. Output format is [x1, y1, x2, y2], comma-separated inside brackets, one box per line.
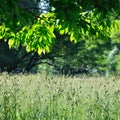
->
[0, 0, 120, 75]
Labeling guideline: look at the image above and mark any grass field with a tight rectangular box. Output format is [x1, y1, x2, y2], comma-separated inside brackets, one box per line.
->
[0, 73, 120, 120]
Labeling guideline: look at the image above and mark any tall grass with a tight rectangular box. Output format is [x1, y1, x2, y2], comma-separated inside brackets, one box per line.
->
[0, 73, 120, 120]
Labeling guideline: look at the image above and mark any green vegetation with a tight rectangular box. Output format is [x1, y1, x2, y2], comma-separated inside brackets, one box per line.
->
[0, 1, 120, 74]
[0, 1, 120, 119]
[0, 0, 120, 53]
[0, 73, 120, 120]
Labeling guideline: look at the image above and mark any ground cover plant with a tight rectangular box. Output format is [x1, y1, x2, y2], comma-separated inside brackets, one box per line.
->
[0, 73, 120, 120]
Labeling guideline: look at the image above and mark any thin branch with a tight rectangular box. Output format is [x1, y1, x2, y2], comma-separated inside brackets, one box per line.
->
[33, 61, 59, 68]
[9, 52, 33, 72]
[19, 6, 43, 19]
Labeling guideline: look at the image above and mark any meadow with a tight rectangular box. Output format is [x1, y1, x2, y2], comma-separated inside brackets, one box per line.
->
[0, 73, 120, 120]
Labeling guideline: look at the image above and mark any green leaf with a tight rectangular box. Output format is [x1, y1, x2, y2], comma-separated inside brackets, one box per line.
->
[70, 32, 74, 41]
[38, 47, 43, 55]
[60, 29, 65, 35]
[8, 39, 14, 49]
[0, 34, 3, 39]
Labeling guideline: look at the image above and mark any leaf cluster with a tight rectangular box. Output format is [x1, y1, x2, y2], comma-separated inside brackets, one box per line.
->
[0, 0, 120, 54]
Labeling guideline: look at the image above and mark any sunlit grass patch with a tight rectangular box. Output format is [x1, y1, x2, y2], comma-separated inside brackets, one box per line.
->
[0, 73, 120, 120]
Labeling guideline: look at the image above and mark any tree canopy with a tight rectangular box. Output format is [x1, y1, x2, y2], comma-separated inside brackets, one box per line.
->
[0, 0, 120, 54]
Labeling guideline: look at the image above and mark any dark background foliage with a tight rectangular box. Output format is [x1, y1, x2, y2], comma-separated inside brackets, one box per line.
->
[0, 0, 120, 75]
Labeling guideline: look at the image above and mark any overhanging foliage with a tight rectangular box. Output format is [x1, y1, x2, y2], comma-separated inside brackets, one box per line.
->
[0, 0, 120, 54]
